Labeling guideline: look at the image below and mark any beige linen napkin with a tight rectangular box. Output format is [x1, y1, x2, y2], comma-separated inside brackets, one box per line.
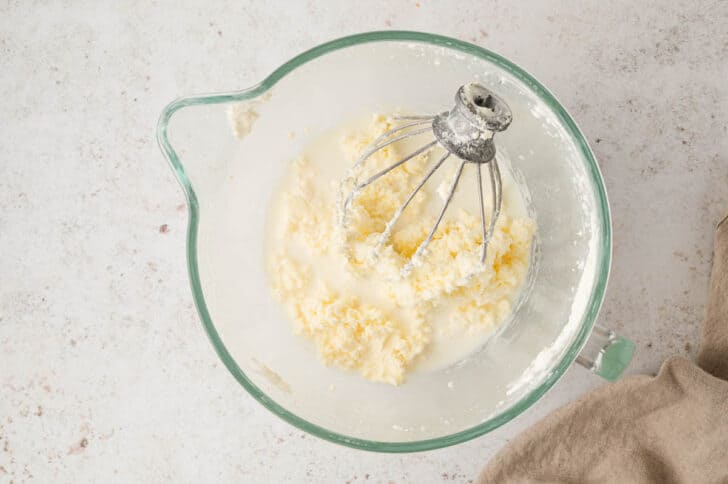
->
[478, 215, 728, 484]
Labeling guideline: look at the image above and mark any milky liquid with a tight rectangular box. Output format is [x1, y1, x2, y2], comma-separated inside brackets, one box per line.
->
[265, 117, 532, 376]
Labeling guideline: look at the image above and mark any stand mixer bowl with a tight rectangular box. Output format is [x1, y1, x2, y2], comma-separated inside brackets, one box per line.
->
[157, 31, 632, 451]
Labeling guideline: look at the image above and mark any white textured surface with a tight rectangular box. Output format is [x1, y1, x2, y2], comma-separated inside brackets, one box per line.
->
[2, 1, 727, 482]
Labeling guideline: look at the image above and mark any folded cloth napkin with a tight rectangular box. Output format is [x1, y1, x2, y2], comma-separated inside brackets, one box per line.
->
[478, 215, 728, 484]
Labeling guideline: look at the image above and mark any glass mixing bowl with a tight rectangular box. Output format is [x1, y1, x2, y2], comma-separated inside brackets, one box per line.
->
[157, 32, 634, 451]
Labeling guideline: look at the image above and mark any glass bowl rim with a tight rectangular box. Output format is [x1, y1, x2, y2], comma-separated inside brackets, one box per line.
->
[156, 30, 612, 452]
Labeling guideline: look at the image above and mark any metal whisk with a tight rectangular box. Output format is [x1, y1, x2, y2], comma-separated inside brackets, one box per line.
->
[340, 83, 512, 275]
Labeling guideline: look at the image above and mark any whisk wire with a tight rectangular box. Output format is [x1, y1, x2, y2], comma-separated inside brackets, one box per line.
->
[392, 115, 436, 121]
[356, 140, 438, 190]
[477, 163, 488, 263]
[343, 139, 438, 216]
[405, 159, 467, 274]
[374, 151, 451, 255]
[491, 157, 503, 233]
[479, 157, 503, 263]
[352, 125, 432, 172]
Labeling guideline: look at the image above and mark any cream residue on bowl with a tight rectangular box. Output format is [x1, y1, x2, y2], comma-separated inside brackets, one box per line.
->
[227, 93, 272, 139]
[264, 114, 536, 385]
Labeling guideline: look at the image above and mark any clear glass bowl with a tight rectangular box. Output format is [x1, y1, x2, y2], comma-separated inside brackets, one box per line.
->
[157, 31, 633, 452]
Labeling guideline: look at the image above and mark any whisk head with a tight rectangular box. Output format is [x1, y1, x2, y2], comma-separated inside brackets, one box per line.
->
[339, 83, 512, 276]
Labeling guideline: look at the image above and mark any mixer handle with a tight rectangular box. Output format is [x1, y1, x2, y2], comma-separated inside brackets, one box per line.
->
[575, 324, 635, 381]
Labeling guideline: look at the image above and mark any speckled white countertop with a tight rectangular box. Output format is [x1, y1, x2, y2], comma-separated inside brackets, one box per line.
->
[2, 1, 727, 482]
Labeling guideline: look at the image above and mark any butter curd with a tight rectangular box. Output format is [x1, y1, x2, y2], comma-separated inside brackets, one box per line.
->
[266, 114, 535, 385]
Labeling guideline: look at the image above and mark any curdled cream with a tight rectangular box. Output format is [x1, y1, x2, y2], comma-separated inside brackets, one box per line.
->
[266, 114, 535, 385]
